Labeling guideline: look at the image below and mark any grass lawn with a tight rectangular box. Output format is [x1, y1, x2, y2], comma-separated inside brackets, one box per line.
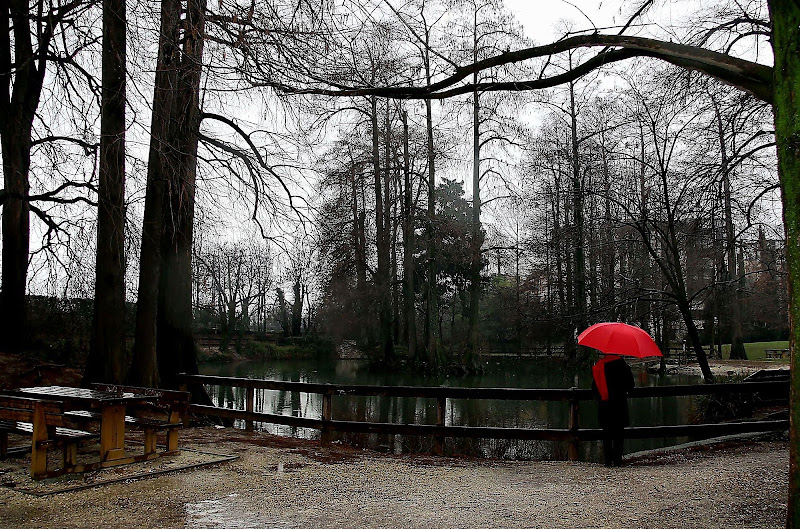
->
[719, 341, 790, 361]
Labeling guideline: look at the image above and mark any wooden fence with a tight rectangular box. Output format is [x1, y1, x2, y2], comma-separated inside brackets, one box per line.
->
[179, 374, 789, 461]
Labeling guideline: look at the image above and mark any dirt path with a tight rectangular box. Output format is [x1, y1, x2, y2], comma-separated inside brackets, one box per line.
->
[0, 428, 788, 529]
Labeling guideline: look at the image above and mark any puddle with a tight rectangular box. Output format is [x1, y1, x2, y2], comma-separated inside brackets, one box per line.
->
[185, 493, 295, 528]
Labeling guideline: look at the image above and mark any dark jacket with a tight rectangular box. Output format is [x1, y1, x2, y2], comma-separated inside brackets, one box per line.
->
[591, 357, 635, 430]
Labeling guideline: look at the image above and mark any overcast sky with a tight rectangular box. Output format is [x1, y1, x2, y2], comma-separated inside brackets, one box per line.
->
[504, 0, 626, 41]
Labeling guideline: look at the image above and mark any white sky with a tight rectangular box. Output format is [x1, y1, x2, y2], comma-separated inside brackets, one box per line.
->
[504, 0, 626, 41]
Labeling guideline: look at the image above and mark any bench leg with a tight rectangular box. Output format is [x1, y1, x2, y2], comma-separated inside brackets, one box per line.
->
[166, 429, 179, 453]
[31, 405, 49, 479]
[143, 428, 157, 455]
[166, 411, 180, 452]
[100, 404, 126, 461]
[63, 442, 78, 469]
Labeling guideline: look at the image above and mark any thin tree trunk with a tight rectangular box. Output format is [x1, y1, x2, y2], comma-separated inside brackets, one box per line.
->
[351, 166, 367, 292]
[663, 199, 716, 384]
[466, 67, 482, 366]
[291, 279, 303, 336]
[424, 97, 440, 364]
[421, 22, 441, 367]
[401, 110, 417, 361]
[277, 288, 290, 336]
[678, 296, 716, 383]
[371, 96, 394, 364]
[568, 75, 587, 357]
[713, 101, 747, 359]
[86, 0, 127, 384]
[385, 103, 398, 347]
[637, 126, 651, 331]
[601, 132, 615, 318]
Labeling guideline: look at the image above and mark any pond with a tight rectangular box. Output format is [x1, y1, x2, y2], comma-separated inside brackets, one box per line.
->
[199, 357, 704, 462]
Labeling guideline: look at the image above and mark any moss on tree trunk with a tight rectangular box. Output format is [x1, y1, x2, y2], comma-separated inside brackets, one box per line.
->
[768, 1, 800, 527]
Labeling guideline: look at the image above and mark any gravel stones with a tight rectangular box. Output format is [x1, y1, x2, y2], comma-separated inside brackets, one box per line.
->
[0, 427, 788, 529]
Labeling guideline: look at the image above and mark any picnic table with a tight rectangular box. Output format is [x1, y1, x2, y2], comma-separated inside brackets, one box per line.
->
[765, 349, 790, 359]
[15, 385, 157, 464]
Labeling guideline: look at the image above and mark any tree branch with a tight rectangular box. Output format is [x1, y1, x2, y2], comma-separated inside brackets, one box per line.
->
[269, 34, 772, 104]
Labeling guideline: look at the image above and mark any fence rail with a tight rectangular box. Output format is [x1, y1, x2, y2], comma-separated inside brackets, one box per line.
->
[179, 373, 789, 460]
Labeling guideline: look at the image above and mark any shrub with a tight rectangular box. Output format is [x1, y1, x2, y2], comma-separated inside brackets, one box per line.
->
[689, 375, 758, 423]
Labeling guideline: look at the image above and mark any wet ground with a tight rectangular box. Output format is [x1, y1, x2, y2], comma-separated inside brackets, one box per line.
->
[0, 427, 789, 529]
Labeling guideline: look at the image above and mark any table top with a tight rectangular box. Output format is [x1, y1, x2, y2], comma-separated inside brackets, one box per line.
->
[15, 385, 157, 405]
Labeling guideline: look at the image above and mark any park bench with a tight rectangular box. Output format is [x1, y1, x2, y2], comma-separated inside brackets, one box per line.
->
[64, 384, 190, 456]
[0, 395, 96, 479]
[764, 349, 790, 359]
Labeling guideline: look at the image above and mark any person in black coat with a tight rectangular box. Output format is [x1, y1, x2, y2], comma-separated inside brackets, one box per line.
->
[591, 354, 635, 466]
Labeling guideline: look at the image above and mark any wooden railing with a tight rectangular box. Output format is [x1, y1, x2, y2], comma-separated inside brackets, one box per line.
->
[179, 374, 789, 460]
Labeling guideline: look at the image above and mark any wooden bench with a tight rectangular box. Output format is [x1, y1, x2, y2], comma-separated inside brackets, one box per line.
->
[0, 395, 96, 479]
[765, 349, 790, 359]
[88, 384, 189, 455]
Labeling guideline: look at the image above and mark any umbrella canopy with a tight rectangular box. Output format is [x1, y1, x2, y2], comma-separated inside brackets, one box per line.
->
[577, 322, 663, 358]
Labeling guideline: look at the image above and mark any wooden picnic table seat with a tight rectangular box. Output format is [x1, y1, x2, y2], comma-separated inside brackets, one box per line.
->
[88, 384, 190, 455]
[0, 395, 97, 479]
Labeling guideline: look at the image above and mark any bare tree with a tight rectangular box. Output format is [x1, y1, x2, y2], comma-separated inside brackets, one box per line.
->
[84, 0, 126, 384]
[0, 0, 93, 352]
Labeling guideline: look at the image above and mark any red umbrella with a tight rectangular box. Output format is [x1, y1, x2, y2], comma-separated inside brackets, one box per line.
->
[577, 322, 663, 358]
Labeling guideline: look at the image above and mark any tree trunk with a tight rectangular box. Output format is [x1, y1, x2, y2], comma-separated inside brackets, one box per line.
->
[568, 74, 587, 359]
[0, 122, 31, 353]
[371, 96, 394, 364]
[601, 132, 615, 318]
[466, 74, 482, 367]
[424, 96, 440, 365]
[128, 0, 182, 387]
[221, 294, 236, 351]
[767, 2, 800, 526]
[85, 0, 127, 384]
[422, 25, 441, 367]
[277, 288, 290, 336]
[291, 279, 303, 336]
[677, 297, 715, 384]
[0, 0, 49, 353]
[129, 0, 207, 400]
[636, 126, 651, 331]
[713, 101, 747, 360]
[385, 103, 398, 347]
[663, 219, 716, 384]
[156, 0, 206, 394]
[401, 110, 417, 361]
[351, 166, 367, 292]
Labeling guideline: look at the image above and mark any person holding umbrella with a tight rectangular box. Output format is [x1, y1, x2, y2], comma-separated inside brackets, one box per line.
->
[591, 353, 634, 466]
[578, 323, 664, 467]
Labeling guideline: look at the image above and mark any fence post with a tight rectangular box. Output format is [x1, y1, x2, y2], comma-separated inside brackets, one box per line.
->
[321, 390, 333, 445]
[434, 396, 446, 456]
[177, 373, 188, 392]
[568, 389, 579, 462]
[245, 387, 254, 432]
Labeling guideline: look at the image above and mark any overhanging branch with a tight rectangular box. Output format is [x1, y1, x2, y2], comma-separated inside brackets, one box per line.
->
[272, 34, 772, 104]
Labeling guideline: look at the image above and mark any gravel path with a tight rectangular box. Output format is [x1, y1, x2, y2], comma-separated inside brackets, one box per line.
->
[0, 427, 788, 529]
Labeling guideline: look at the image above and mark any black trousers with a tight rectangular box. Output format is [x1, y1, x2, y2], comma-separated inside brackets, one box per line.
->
[598, 398, 628, 466]
[601, 429, 624, 466]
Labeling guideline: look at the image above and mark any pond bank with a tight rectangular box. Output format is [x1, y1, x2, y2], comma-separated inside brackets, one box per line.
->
[0, 427, 788, 528]
[667, 359, 789, 378]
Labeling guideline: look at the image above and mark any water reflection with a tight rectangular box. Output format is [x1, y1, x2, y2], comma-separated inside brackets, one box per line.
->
[201, 358, 703, 461]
